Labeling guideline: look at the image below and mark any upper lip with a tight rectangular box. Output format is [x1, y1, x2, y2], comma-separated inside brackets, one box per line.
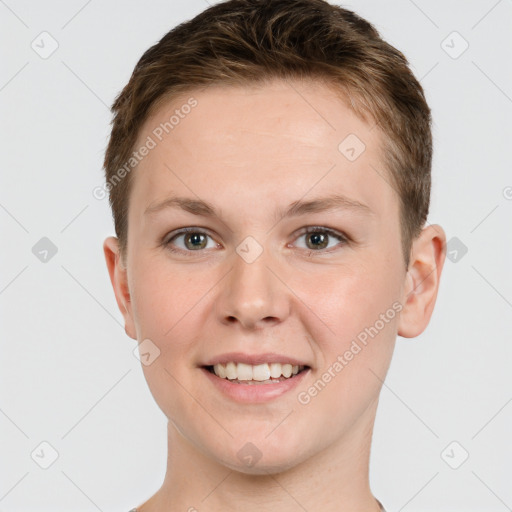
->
[201, 352, 311, 367]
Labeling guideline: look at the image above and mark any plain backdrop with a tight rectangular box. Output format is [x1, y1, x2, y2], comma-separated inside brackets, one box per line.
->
[1, 1, 511, 511]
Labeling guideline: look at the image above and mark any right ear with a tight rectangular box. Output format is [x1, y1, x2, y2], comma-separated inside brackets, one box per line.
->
[103, 236, 137, 340]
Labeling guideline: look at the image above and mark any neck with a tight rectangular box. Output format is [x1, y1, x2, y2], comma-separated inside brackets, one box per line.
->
[142, 401, 381, 512]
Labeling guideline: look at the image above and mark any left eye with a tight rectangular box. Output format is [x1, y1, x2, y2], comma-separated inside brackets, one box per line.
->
[292, 227, 348, 252]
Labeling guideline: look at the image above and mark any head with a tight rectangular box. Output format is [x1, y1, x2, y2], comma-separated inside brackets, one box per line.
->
[103, 0, 445, 474]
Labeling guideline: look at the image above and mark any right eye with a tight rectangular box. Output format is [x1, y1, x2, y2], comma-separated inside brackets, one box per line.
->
[164, 228, 221, 256]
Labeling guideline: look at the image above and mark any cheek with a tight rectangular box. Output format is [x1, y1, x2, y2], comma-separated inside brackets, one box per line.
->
[295, 251, 401, 389]
[129, 259, 210, 421]
[300, 255, 400, 336]
[295, 266, 399, 429]
[129, 255, 207, 338]
[127, 259, 216, 420]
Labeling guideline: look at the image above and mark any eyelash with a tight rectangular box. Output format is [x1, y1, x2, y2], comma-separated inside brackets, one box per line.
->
[162, 226, 349, 257]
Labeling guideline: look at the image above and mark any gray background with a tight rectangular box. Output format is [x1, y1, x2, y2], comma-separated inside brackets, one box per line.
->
[1, 1, 511, 511]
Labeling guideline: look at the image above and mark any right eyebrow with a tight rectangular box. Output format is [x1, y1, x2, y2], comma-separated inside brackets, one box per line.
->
[144, 196, 216, 217]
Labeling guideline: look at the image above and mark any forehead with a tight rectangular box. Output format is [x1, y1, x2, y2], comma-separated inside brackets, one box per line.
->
[130, 79, 397, 223]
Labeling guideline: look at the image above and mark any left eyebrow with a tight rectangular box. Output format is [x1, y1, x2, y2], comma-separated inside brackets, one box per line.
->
[280, 193, 374, 218]
[144, 193, 374, 219]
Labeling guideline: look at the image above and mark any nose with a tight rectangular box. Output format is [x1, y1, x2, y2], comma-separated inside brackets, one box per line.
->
[215, 241, 291, 330]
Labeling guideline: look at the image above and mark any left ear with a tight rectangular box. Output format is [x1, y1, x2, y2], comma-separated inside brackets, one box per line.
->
[398, 224, 447, 338]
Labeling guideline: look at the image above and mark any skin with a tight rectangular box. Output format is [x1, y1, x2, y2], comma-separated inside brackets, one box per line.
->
[103, 78, 446, 511]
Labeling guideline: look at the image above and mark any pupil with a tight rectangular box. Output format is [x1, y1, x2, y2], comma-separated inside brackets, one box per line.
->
[186, 233, 206, 250]
[307, 232, 327, 250]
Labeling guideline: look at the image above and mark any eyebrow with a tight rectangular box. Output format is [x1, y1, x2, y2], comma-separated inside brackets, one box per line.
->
[144, 193, 374, 220]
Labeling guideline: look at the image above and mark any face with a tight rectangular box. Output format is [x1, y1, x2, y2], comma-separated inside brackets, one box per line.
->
[108, 79, 412, 473]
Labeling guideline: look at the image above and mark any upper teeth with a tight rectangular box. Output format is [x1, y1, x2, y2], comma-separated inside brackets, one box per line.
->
[213, 362, 304, 380]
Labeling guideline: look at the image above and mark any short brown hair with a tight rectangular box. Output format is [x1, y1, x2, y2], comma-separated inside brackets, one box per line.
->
[103, 0, 432, 268]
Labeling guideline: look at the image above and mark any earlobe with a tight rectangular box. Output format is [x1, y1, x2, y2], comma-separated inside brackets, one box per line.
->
[103, 237, 137, 340]
[397, 224, 447, 338]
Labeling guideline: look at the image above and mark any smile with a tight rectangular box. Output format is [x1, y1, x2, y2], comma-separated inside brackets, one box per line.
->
[201, 363, 311, 403]
[206, 362, 308, 383]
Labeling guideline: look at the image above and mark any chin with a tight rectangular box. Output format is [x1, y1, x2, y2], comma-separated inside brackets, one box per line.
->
[213, 437, 311, 476]
[220, 454, 303, 476]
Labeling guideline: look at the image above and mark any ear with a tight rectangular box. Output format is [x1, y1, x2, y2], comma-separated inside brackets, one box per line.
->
[398, 224, 447, 338]
[103, 236, 137, 340]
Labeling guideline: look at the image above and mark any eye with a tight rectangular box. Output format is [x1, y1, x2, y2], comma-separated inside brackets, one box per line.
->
[291, 227, 348, 253]
[163, 226, 349, 257]
[164, 228, 219, 255]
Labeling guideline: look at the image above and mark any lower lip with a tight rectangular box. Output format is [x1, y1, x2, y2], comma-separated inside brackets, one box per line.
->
[200, 367, 310, 403]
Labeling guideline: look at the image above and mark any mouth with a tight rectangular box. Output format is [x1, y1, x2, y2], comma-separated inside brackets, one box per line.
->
[201, 362, 311, 403]
[202, 362, 310, 385]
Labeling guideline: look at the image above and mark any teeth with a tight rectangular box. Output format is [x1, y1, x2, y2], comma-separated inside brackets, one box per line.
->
[282, 363, 292, 378]
[212, 362, 305, 381]
[269, 363, 282, 378]
[216, 363, 227, 379]
[252, 363, 271, 380]
[225, 362, 237, 380]
[236, 362, 253, 380]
